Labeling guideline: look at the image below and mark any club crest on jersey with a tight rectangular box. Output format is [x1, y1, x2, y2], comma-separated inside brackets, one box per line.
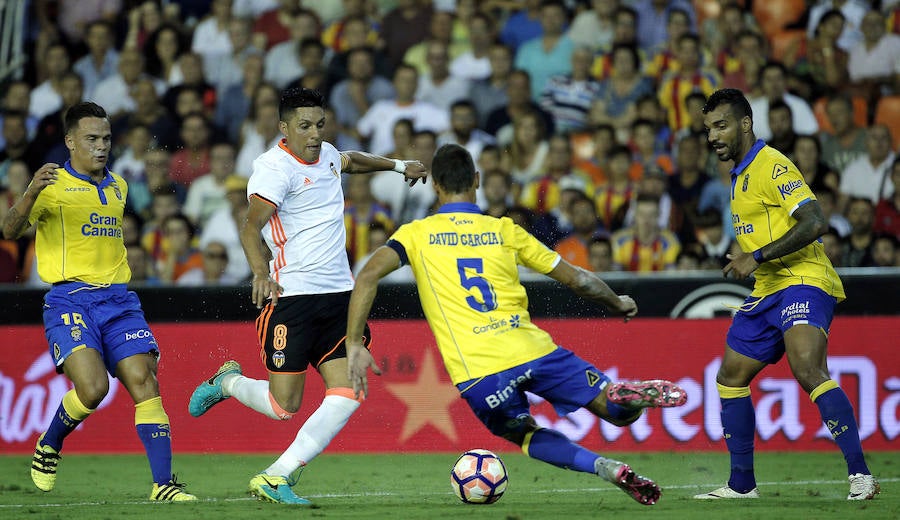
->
[329, 162, 339, 178]
[272, 351, 285, 368]
[110, 181, 122, 200]
[70, 326, 82, 342]
[772, 163, 788, 179]
[742, 174, 749, 192]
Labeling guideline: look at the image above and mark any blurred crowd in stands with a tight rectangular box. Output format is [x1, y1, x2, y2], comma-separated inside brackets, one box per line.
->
[1, 0, 900, 286]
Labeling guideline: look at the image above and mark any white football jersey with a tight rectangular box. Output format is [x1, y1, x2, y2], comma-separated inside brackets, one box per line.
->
[247, 139, 354, 296]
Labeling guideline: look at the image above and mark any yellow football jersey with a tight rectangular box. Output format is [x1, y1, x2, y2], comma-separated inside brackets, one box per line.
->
[388, 202, 561, 384]
[28, 163, 131, 285]
[730, 140, 844, 300]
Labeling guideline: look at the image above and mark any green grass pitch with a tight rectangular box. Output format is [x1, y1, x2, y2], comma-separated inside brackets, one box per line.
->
[1, 452, 897, 519]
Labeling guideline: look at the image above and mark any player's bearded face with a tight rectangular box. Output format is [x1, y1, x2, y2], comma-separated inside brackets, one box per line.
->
[703, 106, 739, 162]
[282, 106, 326, 162]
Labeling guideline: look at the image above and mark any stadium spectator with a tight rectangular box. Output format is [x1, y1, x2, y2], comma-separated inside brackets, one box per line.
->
[568, 0, 618, 52]
[519, 134, 594, 215]
[749, 62, 819, 141]
[691, 208, 736, 269]
[594, 145, 635, 230]
[539, 46, 601, 133]
[169, 112, 212, 187]
[588, 235, 614, 272]
[554, 193, 608, 269]
[380, 0, 433, 71]
[514, 0, 574, 102]
[203, 17, 263, 95]
[632, 0, 696, 55]
[499, 0, 544, 51]
[198, 174, 251, 283]
[842, 197, 877, 267]
[251, 0, 301, 50]
[839, 124, 895, 207]
[404, 10, 468, 77]
[236, 86, 282, 177]
[821, 226, 845, 267]
[356, 63, 449, 156]
[644, 7, 697, 82]
[818, 95, 868, 174]
[449, 11, 496, 81]
[190, 0, 233, 63]
[848, 10, 900, 99]
[720, 30, 766, 95]
[630, 118, 674, 179]
[30, 43, 71, 122]
[1, 101, 196, 500]
[499, 110, 549, 189]
[186, 87, 427, 505]
[870, 233, 899, 267]
[611, 194, 680, 271]
[416, 41, 472, 112]
[142, 24, 187, 87]
[792, 134, 840, 194]
[0, 81, 38, 150]
[162, 52, 217, 119]
[156, 213, 203, 284]
[469, 43, 513, 128]
[703, 2, 761, 67]
[657, 33, 719, 132]
[874, 158, 900, 239]
[0, 111, 41, 180]
[111, 77, 179, 151]
[806, 0, 867, 52]
[177, 240, 239, 285]
[126, 242, 158, 285]
[696, 88, 877, 501]
[346, 142, 687, 507]
[480, 168, 514, 218]
[215, 53, 265, 144]
[766, 100, 798, 155]
[111, 124, 153, 198]
[592, 44, 654, 134]
[794, 9, 850, 101]
[486, 70, 554, 145]
[73, 21, 119, 98]
[343, 174, 395, 269]
[265, 11, 324, 89]
[322, 0, 378, 54]
[330, 47, 395, 134]
[814, 186, 852, 238]
[437, 100, 496, 166]
[325, 16, 389, 92]
[183, 142, 236, 227]
[667, 134, 706, 241]
[91, 48, 164, 119]
[575, 123, 616, 186]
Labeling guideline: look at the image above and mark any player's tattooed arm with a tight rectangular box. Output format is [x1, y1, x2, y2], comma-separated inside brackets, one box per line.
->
[547, 261, 637, 320]
[2, 163, 57, 239]
[756, 201, 829, 262]
[1, 206, 30, 239]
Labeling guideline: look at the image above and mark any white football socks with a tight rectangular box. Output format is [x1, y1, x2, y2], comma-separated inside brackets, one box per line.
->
[265, 394, 360, 477]
[222, 374, 281, 420]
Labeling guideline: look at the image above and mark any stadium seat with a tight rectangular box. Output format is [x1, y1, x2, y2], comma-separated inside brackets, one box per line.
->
[768, 29, 805, 63]
[813, 96, 869, 135]
[874, 95, 900, 150]
[753, 0, 807, 38]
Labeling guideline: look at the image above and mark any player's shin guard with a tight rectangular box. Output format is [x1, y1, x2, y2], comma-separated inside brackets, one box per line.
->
[135, 396, 173, 485]
[43, 389, 94, 451]
[718, 384, 756, 494]
[521, 427, 598, 473]
[811, 380, 870, 476]
[265, 388, 362, 477]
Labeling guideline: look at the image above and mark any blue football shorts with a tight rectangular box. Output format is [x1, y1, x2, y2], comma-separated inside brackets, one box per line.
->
[43, 283, 159, 377]
[726, 284, 837, 365]
[456, 347, 610, 436]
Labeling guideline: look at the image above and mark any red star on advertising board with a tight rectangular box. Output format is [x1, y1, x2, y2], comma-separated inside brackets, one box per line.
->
[385, 348, 460, 442]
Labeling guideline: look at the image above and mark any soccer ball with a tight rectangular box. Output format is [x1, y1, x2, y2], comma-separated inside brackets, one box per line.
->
[450, 449, 508, 504]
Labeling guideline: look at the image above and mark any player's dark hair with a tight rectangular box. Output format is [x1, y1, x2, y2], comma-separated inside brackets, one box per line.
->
[703, 88, 753, 122]
[432, 144, 476, 194]
[278, 87, 325, 122]
[64, 102, 108, 134]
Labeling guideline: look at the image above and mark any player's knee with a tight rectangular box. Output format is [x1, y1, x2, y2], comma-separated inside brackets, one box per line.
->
[75, 381, 109, 408]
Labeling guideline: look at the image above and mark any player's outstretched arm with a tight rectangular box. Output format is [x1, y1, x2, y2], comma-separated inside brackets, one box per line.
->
[346, 245, 402, 398]
[340, 151, 428, 186]
[546, 259, 638, 321]
[1, 163, 58, 239]
[240, 195, 284, 308]
[723, 200, 829, 280]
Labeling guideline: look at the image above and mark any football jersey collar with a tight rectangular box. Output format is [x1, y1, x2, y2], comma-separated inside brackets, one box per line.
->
[730, 139, 766, 177]
[64, 160, 115, 204]
[436, 202, 481, 214]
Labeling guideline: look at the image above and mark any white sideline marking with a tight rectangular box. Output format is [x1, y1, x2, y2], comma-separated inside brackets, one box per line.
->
[0, 478, 895, 508]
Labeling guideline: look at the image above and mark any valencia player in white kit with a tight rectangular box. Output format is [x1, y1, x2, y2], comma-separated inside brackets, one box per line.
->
[188, 88, 427, 504]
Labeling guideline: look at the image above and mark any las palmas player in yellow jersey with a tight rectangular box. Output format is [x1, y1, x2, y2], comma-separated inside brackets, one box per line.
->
[0, 102, 196, 501]
[695, 89, 879, 500]
[345, 144, 688, 506]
